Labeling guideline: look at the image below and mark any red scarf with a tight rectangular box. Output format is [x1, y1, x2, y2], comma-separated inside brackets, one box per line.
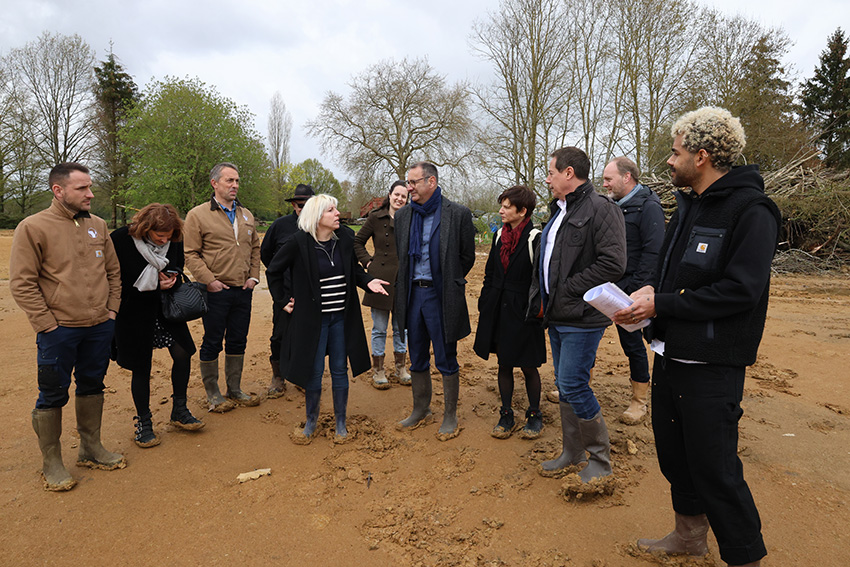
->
[499, 217, 530, 271]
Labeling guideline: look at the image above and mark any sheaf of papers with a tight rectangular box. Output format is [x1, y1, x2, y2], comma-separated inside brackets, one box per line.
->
[583, 282, 650, 333]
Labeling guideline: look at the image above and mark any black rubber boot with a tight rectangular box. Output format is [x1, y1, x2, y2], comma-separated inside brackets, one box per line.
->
[540, 401, 587, 476]
[491, 407, 515, 439]
[31, 407, 76, 491]
[397, 370, 433, 430]
[267, 358, 286, 399]
[133, 411, 160, 448]
[170, 396, 204, 431]
[76, 394, 126, 470]
[293, 389, 322, 445]
[332, 387, 349, 441]
[520, 407, 543, 439]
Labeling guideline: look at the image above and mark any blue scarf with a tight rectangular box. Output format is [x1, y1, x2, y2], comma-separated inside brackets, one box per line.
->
[408, 186, 442, 262]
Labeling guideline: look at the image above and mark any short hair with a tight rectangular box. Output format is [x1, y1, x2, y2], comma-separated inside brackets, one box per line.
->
[671, 107, 746, 171]
[49, 162, 89, 188]
[409, 161, 439, 184]
[380, 180, 408, 210]
[498, 185, 536, 219]
[129, 203, 184, 242]
[210, 162, 239, 182]
[297, 194, 339, 242]
[610, 157, 640, 184]
[549, 147, 590, 180]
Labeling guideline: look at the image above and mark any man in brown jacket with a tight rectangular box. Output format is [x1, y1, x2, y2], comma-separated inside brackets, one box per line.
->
[184, 162, 262, 412]
[10, 162, 126, 492]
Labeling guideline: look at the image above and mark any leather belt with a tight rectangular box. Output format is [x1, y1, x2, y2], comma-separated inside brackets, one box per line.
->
[412, 280, 433, 288]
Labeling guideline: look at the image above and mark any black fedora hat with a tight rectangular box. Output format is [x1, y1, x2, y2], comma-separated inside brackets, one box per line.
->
[285, 184, 315, 202]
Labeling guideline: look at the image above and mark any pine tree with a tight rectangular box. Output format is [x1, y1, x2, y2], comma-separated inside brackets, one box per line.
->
[801, 28, 850, 169]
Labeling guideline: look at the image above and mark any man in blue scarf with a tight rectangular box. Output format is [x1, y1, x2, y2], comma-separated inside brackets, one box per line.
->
[394, 162, 475, 440]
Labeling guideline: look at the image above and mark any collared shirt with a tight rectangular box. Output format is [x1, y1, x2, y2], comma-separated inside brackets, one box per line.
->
[542, 199, 567, 294]
[614, 183, 643, 207]
[412, 212, 436, 281]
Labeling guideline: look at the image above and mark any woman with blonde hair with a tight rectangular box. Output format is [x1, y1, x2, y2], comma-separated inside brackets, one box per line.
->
[267, 194, 388, 443]
[111, 203, 204, 448]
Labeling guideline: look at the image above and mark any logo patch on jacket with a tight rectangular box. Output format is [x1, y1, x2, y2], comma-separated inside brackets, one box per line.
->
[88, 228, 98, 238]
[696, 242, 708, 253]
[95, 250, 103, 258]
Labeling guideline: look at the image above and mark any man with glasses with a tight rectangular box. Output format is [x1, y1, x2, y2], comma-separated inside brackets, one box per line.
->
[261, 183, 315, 397]
[394, 162, 475, 440]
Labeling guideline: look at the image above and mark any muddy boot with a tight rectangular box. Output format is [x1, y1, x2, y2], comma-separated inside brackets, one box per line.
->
[31, 408, 76, 492]
[491, 407, 515, 439]
[224, 354, 260, 407]
[332, 387, 349, 441]
[133, 411, 160, 448]
[170, 396, 204, 431]
[436, 372, 460, 441]
[371, 354, 390, 390]
[293, 389, 322, 445]
[75, 394, 126, 470]
[578, 410, 612, 482]
[621, 380, 649, 424]
[637, 512, 710, 556]
[520, 407, 543, 439]
[267, 358, 286, 399]
[397, 370, 433, 430]
[394, 352, 411, 385]
[201, 359, 234, 413]
[540, 402, 587, 476]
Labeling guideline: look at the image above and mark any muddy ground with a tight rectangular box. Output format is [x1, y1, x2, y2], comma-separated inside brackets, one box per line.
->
[1, 231, 848, 566]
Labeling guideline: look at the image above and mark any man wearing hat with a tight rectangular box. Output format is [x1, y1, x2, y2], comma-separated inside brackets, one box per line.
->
[261, 184, 315, 397]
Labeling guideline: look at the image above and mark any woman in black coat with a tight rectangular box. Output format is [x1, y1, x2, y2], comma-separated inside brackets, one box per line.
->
[111, 203, 203, 448]
[266, 194, 388, 444]
[473, 186, 546, 439]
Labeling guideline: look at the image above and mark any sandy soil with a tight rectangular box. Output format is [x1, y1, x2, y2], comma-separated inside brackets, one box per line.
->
[1, 230, 848, 566]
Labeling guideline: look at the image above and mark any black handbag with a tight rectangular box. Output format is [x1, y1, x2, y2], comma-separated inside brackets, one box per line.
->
[160, 272, 208, 322]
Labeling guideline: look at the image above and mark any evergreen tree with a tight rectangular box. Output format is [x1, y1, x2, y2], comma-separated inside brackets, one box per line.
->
[801, 28, 850, 169]
[93, 48, 139, 227]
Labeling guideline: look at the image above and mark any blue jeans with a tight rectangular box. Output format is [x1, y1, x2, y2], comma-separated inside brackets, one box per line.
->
[200, 287, 253, 361]
[308, 312, 348, 391]
[370, 308, 406, 356]
[548, 327, 605, 419]
[407, 285, 458, 375]
[35, 319, 115, 408]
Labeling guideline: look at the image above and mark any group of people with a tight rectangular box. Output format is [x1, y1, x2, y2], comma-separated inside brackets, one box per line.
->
[10, 106, 777, 567]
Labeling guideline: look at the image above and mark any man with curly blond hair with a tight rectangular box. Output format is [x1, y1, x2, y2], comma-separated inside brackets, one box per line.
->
[614, 107, 781, 567]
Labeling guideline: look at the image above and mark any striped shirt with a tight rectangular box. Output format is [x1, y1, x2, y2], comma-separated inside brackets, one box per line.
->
[315, 239, 345, 313]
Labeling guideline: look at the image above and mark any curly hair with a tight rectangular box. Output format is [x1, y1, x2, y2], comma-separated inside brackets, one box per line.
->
[671, 107, 746, 170]
[129, 203, 183, 242]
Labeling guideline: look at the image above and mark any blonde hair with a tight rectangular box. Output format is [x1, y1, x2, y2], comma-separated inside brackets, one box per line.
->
[297, 194, 339, 241]
[671, 107, 746, 170]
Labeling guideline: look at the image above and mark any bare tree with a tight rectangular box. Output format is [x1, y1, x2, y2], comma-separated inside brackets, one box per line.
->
[307, 57, 475, 180]
[267, 91, 293, 215]
[471, 0, 574, 201]
[4, 32, 97, 166]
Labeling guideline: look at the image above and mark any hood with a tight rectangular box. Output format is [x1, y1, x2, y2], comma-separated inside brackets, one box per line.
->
[703, 164, 765, 197]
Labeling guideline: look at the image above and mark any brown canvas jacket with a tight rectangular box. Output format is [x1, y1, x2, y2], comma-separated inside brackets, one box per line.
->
[10, 198, 121, 333]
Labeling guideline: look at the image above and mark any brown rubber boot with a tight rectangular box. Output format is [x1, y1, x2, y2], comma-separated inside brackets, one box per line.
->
[394, 352, 411, 385]
[224, 354, 260, 407]
[75, 394, 126, 470]
[31, 408, 76, 491]
[637, 512, 710, 556]
[267, 358, 286, 399]
[371, 354, 390, 390]
[200, 358, 234, 413]
[621, 380, 649, 424]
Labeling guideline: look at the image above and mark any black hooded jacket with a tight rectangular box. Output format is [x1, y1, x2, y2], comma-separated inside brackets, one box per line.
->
[649, 165, 781, 366]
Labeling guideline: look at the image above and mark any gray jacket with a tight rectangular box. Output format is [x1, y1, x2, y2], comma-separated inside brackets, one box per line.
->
[394, 194, 476, 342]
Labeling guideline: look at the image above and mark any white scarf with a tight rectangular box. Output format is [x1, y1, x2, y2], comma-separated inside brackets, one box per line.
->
[132, 236, 171, 291]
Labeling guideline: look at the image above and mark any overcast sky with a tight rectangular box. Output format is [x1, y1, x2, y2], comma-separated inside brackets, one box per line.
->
[1, 0, 847, 181]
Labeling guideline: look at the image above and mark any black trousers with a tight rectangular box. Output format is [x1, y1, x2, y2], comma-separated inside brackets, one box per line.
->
[651, 354, 767, 565]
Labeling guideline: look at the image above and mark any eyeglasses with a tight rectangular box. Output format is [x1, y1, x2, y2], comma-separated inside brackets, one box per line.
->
[292, 201, 306, 209]
[406, 177, 427, 186]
